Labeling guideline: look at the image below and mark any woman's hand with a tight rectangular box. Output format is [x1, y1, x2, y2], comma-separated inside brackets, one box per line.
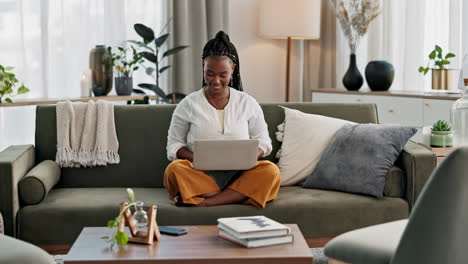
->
[176, 147, 194, 162]
[257, 148, 264, 160]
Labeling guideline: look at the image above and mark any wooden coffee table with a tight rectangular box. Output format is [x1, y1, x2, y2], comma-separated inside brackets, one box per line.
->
[64, 224, 312, 264]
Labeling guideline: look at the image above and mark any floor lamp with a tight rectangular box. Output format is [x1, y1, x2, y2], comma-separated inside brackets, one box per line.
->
[259, 0, 321, 102]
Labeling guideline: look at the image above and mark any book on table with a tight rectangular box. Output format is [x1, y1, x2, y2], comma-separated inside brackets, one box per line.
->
[218, 229, 293, 248]
[217, 215, 293, 247]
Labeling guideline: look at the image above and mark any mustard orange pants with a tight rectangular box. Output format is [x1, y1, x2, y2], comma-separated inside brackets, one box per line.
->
[164, 160, 281, 208]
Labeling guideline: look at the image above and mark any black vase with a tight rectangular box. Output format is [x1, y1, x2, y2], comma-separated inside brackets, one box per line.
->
[343, 54, 364, 91]
[365, 61, 395, 91]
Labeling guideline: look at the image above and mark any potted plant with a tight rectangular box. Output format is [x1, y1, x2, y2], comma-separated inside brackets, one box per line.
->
[419, 45, 456, 90]
[103, 45, 143, 96]
[0, 65, 29, 103]
[430, 120, 453, 147]
[129, 22, 188, 103]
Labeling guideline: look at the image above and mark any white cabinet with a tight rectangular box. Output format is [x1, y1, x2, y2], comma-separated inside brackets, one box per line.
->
[368, 96, 423, 126]
[313, 93, 365, 104]
[422, 99, 453, 126]
[312, 91, 456, 143]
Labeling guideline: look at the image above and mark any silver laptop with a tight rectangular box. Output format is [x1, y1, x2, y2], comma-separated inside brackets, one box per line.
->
[193, 139, 259, 171]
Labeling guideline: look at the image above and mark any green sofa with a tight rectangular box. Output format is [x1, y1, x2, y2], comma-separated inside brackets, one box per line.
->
[0, 103, 436, 245]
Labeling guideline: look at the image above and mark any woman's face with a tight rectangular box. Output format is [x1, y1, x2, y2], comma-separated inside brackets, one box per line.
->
[203, 56, 235, 93]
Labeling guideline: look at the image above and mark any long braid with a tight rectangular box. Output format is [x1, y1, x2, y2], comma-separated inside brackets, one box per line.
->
[202, 31, 243, 91]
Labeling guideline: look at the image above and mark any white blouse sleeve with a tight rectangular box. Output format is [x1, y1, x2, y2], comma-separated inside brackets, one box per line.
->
[248, 99, 272, 157]
[166, 99, 191, 161]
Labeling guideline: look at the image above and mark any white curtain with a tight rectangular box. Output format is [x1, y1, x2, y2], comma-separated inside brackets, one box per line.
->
[336, 0, 462, 91]
[0, 0, 164, 151]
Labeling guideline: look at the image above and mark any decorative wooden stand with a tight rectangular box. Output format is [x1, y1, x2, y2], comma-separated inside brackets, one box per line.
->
[117, 202, 161, 245]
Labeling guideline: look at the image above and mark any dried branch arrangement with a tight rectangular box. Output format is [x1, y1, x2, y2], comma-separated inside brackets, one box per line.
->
[329, 0, 381, 53]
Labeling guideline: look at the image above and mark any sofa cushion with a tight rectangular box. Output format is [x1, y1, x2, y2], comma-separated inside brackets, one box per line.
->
[18, 187, 408, 244]
[303, 124, 416, 197]
[18, 160, 61, 205]
[276, 106, 354, 186]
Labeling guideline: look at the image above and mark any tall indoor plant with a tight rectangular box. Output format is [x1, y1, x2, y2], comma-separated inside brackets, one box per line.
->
[330, 0, 381, 90]
[130, 23, 188, 103]
[0, 65, 29, 103]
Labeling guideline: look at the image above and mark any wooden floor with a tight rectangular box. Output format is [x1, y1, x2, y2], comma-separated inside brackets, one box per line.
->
[38, 237, 333, 255]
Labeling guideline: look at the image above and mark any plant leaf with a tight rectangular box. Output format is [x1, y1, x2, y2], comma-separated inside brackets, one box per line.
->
[442, 60, 450, 65]
[140, 52, 158, 63]
[155, 33, 169, 47]
[418, 66, 425, 73]
[107, 220, 115, 228]
[5, 98, 12, 103]
[429, 50, 436, 60]
[127, 40, 154, 52]
[162, 46, 188, 58]
[435, 45, 442, 54]
[159, 65, 171, 74]
[115, 231, 128, 246]
[138, 83, 169, 102]
[101, 236, 110, 239]
[445, 53, 456, 59]
[5, 66, 14, 71]
[134, 24, 155, 43]
[17, 84, 29, 94]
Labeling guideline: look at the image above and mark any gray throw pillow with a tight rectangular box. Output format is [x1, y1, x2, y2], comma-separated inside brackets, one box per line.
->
[302, 123, 416, 197]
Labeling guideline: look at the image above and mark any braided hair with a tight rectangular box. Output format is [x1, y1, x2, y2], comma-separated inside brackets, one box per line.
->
[202, 31, 243, 91]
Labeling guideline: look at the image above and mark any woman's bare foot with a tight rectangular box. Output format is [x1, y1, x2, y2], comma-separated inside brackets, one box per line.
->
[199, 191, 221, 198]
[173, 194, 194, 207]
[194, 189, 247, 207]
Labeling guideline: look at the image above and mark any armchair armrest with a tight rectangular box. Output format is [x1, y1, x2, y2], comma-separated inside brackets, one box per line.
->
[0, 145, 35, 237]
[400, 141, 436, 209]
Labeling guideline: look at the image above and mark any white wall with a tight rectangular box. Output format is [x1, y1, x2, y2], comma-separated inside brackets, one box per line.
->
[229, 0, 302, 103]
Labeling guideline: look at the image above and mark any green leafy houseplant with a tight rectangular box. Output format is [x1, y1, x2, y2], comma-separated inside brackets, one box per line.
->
[130, 22, 188, 103]
[0, 65, 29, 103]
[102, 45, 143, 77]
[419, 45, 456, 75]
[102, 188, 138, 248]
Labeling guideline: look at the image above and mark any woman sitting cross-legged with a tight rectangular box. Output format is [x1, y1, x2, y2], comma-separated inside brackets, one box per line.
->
[164, 31, 280, 208]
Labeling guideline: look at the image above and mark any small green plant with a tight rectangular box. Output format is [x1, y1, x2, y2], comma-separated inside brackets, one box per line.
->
[102, 188, 138, 248]
[0, 65, 29, 103]
[419, 45, 456, 75]
[432, 120, 451, 132]
[102, 45, 143, 77]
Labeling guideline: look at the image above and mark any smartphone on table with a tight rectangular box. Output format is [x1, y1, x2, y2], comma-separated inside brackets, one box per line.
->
[159, 226, 187, 236]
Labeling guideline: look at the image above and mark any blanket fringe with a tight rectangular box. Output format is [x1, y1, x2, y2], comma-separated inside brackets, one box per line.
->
[56, 147, 120, 168]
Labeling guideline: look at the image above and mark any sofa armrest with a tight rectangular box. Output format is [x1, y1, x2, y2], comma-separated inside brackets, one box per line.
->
[0, 145, 35, 237]
[400, 141, 436, 209]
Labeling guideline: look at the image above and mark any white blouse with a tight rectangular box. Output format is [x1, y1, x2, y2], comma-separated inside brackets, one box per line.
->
[166, 87, 272, 161]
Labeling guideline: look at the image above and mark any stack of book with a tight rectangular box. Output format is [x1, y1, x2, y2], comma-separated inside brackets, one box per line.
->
[217, 215, 293, 248]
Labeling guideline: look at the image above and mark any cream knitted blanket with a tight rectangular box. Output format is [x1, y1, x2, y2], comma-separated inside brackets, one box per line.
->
[56, 100, 120, 167]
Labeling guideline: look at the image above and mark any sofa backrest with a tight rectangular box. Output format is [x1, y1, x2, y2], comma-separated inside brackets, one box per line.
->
[35, 103, 378, 188]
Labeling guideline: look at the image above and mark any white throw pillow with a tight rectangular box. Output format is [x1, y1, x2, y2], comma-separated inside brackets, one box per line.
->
[278, 106, 355, 186]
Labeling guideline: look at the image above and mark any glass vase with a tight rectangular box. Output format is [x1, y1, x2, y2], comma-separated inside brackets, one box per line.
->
[132, 201, 148, 228]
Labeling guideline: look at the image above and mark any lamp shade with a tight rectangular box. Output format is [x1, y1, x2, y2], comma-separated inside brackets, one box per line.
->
[259, 0, 321, 39]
